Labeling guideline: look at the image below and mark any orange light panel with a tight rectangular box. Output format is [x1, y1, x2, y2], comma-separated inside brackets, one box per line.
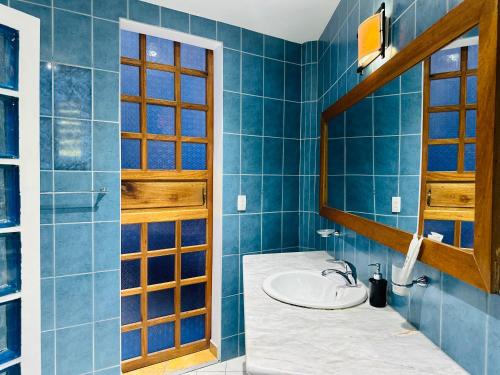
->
[358, 12, 383, 69]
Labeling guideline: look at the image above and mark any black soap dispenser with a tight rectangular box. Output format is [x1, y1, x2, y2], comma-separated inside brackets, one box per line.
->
[368, 263, 387, 308]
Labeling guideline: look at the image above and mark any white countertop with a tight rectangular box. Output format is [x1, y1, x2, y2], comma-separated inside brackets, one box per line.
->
[243, 251, 466, 375]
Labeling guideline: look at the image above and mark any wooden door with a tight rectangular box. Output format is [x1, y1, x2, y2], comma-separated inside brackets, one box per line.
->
[119, 31, 213, 372]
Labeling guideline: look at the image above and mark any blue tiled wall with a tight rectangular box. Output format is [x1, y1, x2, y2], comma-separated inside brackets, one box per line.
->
[299, 1, 500, 374]
[5, 0, 300, 372]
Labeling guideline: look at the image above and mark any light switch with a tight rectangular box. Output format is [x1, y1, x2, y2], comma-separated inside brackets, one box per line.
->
[392, 196, 401, 213]
[237, 195, 247, 211]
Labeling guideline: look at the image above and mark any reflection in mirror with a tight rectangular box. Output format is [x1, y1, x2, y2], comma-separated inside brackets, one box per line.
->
[326, 27, 478, 250]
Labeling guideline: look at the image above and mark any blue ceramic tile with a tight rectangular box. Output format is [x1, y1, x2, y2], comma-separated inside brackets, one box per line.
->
[94, 318, 120, 370]
[218, 22, 241, 50]
[95, 270, 120, 320]
[374, 95, 399, 136]
[346, 98, 373, 137]
[222, 295, 239, 337]
[54, 193, 93, 223]
[223, 175, 239, 214]
[41, 225, 54, 277]
[401, 93, 422, 134]
[399, 176, 420, 216]
[399, 135, 421, 175]
[238, 333, 246, 356]
[282, 212, 299, 247]
[190, 15, 216, 39]
[55, 223, 92, 276]
[262, 213, 282, 250]
[41, 331, 55, 375]
[241, 175, 262, 213]
[222, 255, 239, 296]
[328, 138, 344, 176]
[94, 172, 120, 221]
[442, 275, 487, 375]
[54, 170, 91, 192]
[93, 122, 120, 171]
[392, 3, 416, 52]
[41, 278, 54, 331]
[242, 53, 263, 95]
[264, 36, 284, 60]
[346, 2, 359, 67]
[345, 176, 374, 214]
[487, 294, 500, 375]
[40, 194, 53, 225]
[10, 0, 52, 60]
[346, 137, 373, 175]
[94, 222, 120, 271]
[416, 0, 447, 36]
[95, 367, 121, 375]
[93, 0, 126, 20]
[284, 102, 300, 138]
[240, 214, 261, 254]
[242, 29, 263, 55]
[55, 0, 91, 13]
[242, 95, 263, 135]
[40, 63, 52, 116]
[223, 92, 241, 133]
[283, 139, 299, 175]
[161, 8, 189, 33]
[398, 217, 417, 233]
[55, 274, 92, 328]
[54, 10, 91, 66]
[264, 99, 283, 137]
[283, 176, 299, 211]
[54, 64, 92, 120]
[239, 293, 245, 333]
[393, 0, 413, 20]
[223, 134, 240, 174]
[221, 334, 239, 361]
[129, 0, 159, 25]
[262, 175, 282, 212]
[374, 136, 399, 175]
[374, 177, 398, 215]
[263, 137, 283, 175]
[241, 136, 262, 174]
[401, 63, 422, 93]
[264, 59, 284, 99]
[285, 41, 301, 64]
[56, 324, 93, 375]
[40, 117, 53, 170]
[222, 216, 239, 256]
[94, 70, 119, 121]
[223, 49, 240, 92]
[93, 19, 119, 71]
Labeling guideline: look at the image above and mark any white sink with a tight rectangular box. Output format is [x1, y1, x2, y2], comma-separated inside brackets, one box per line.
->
[262, 270, 367, 309]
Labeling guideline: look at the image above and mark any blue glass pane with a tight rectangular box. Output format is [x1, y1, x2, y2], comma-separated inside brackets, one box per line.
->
[430, 48, 460, 74]
[148, 221, 175, 250]
[147, 105, 175, 135]
[466, 75, 477, 104]
[181, 283, 205, 312]
[182, 143, 206, 170]
[147, 141, 175, 170]
[427, 144, 458, 172]
[0, 95, 18, 158]
[120, 31, 139, 59]
[147, 289, 174, 319]
[0, 25, 19, 90]
[467, 45, 478, 70]
[121, 139, 141, 169]
[181, 251, 206, 279]
[148, 322, 174, 353]
[0, 233, 20, 297]
[121, 329, 141, 360]
[0, 364, 20, 375]
[147, 255, 175, 285]
[429, 112, 459, 139]
[181, 75, 206, 104]
[181, 109, 206, 137]
[461, 221, 474, 248]
[464, 143, 476, 171]
[121, 102, 140, 133]
[180, 314, 205, 345]
[430, 78, 460, 106]
[146, 70, 174, 100]
[121, 65, 140, 96]
[146, 36, 174, 65]
[423, 220, 455, 246]
[121, 259, 140, 289]
[0, 300, 20, 364]
[466, 110, 476, 138]
[181, 44, 206, 71]
[0, 166, 19, 228]
[121, 224, 141, 254]
[181, 219, 206, 247]
[121, 294, 141, 325]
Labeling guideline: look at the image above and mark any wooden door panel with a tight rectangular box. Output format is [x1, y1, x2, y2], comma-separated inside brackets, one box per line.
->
[426, 182, 475, 208]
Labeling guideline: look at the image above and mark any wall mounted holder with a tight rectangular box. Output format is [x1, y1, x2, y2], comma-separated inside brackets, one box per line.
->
[317, 229, 341, 238]
[392, 275, 430, 289]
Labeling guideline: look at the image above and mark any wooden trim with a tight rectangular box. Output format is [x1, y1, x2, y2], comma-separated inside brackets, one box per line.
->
[319, 0, 499, 292]
[121, 208, 208, 224]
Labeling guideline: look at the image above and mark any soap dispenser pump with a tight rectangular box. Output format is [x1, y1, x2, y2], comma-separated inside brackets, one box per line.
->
[368, 263, 387, 308]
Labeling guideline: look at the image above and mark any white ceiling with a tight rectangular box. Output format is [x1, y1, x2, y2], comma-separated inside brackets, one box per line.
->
[143, 0, 341, 44]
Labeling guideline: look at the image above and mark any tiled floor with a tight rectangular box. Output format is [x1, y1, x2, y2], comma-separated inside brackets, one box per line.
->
[183, 356, 247, 375]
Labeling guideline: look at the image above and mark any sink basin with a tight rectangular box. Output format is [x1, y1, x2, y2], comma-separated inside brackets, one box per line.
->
[262, 270, 367, 309]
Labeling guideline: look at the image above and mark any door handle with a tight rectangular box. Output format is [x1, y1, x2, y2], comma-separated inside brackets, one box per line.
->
[427, 189, 432, 206]
[202, 187, 207, 206]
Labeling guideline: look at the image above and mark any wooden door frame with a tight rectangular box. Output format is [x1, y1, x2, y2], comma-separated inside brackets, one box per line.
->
[319, 0, 500, 292]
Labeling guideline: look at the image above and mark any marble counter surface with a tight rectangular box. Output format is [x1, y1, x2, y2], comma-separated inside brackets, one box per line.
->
[243, 251, 466, 375]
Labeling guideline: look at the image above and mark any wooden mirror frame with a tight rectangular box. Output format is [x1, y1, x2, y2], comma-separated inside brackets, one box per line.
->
[319, 0, 500, 292]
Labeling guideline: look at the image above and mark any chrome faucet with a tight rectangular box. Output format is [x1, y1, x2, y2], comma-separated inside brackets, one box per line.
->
[321, 260, 357, 286]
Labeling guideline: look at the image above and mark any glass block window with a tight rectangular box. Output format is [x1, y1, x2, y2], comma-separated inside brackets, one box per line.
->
[147, 289, 174, 319]
[147, 255, 175, 285]
[180, 314, 205, 345]
[121, 102, 140, 133]
[121, 259, 141, 290]
[147, 105, 175, 135]
[0, 95, 18, 158]
[181, 109, 206, 137]
[146, 36, 174, 65]
[428, 112, 459, 139]
[148, 221, 175, 250]
[181, 143, 207, 170]
[181, 44, 206, 71]
[0, 25, 19, 90]
[423, 220, 455, 246]
[0, 299, 20, 364]
[181, 283, 205, 312]
[430, 78, 460, 106]
[147, 322, 174, 353]
[121, 139, 141, 169]
[0, 364, 20, 375]
[430, 47, 460, 74]
[147, 141, 175, 170]
[121, 295, 141, 325]
[146, 70, 175, 100]
[181, 219, 206, 247]
[120, 65, 140, 96]
[122, 329, 141, 360]
[0, 166, 19, 228]
[0, 233, 20, 297]
[121, 30, 139, 59]
[428, 144, 458, 172]
[121, 224, 141, 254]
[181, 251, 206, 279]
[181, 75, 206, 104]
[461, 221, 474, 248]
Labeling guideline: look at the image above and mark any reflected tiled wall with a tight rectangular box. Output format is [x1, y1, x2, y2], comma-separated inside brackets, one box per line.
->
[5, 0, 300, 372]
[299, 1, 500, 375]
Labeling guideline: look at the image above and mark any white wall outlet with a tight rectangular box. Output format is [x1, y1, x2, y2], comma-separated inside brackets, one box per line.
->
[392, 196, 401, 213]
[237, 195, 247, 211]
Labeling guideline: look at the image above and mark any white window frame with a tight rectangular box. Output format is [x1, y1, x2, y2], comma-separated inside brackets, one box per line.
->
[0, 5, 41, 374]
